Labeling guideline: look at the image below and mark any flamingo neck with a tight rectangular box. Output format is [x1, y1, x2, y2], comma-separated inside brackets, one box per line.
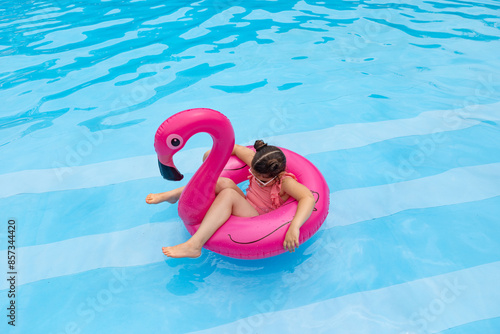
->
[178, 114, 235, 224]
[193, 129, 234, 186]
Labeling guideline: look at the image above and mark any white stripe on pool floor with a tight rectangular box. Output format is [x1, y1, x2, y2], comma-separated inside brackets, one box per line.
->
[0, 162, 498, 289]
[187, 261, 500, 334]
[1, 102, 499, 199]
[327, 162, 500, 228]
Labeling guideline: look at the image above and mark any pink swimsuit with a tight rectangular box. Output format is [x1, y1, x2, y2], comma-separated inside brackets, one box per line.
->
[245, 172, 297, 215]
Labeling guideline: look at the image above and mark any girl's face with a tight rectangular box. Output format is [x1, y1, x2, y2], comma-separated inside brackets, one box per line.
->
[249, 168, 277, 187]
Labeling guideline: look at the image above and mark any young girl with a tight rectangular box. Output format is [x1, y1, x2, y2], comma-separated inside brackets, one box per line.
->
[146, 140, 316, 258]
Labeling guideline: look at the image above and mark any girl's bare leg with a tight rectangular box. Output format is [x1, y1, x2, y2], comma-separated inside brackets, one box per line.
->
[162, 188, 258, 258]
[146, 177, 243, 205]
[215, 177, 245, 198]
[147, 149, 242, 204]
[146, 186, 184, 204]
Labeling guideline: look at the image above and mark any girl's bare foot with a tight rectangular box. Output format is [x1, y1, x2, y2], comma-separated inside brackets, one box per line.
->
[162, 241, 202, 258]
[145, 191, 178, 204]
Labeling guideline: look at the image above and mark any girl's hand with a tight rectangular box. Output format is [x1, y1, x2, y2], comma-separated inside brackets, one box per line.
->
[283, 227, 300, 252]
[280, 178, 315, 253]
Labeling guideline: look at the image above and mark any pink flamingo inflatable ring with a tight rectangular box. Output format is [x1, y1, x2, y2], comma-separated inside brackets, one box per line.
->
[154, 108, 330, 259]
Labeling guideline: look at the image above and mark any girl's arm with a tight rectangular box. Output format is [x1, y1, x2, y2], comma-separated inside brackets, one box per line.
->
[281, 177, 316, 252]
[232, 144, 255, 166]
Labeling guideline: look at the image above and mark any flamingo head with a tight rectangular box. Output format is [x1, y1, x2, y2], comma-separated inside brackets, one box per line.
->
[154, 108, 234, 182]
[154, 115, 191, 181]
[156, 133, 185, 181]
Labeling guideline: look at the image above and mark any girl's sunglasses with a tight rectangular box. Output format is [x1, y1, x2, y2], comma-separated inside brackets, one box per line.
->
[249, 168, 277, 187]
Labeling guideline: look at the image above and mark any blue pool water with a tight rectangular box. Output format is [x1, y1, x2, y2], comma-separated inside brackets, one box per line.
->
[1, 0, 500, 333]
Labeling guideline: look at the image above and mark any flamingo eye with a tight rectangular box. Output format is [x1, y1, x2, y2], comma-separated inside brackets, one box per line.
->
[166, 134, 183, 150]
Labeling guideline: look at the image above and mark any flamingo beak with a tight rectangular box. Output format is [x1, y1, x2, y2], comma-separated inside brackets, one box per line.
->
[157, 155, 184, 181]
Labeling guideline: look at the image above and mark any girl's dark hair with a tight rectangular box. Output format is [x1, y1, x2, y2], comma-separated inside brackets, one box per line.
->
[251, 140, 286, 178]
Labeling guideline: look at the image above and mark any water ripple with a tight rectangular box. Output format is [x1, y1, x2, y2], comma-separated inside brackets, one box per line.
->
[1, 2, 500, 332]
[0, 0, 499, 156]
